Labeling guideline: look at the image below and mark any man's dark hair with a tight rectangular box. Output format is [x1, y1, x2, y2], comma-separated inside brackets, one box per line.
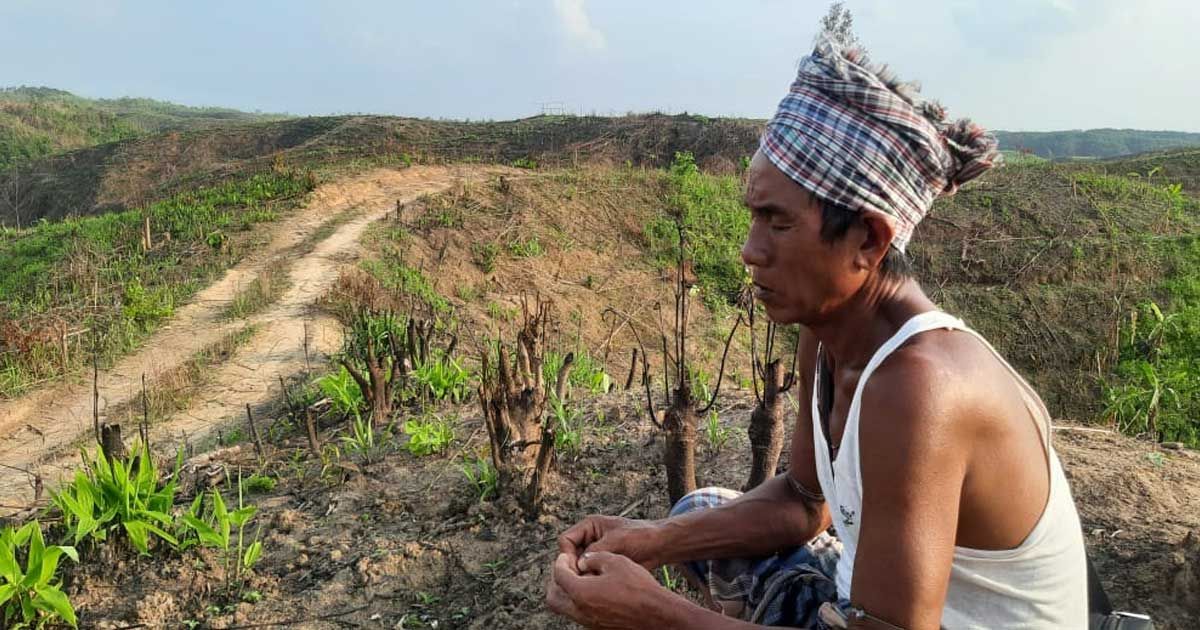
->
[818, 199, 912, 279]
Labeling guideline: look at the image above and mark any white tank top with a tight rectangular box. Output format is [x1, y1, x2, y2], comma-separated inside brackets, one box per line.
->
[810, 311, 1088, 629]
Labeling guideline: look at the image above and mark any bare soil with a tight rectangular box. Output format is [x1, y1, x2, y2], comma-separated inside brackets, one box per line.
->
[60, 393, 1200, 629]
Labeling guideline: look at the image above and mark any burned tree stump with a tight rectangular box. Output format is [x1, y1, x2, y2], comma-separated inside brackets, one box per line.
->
[743, 314, 798, 491]
[662, 384, 699, 505]
[479, 300, 573, 517]
[745, 359, 793, 490]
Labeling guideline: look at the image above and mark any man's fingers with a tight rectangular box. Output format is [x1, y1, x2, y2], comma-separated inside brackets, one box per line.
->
[545, 572, 583, 620]
[577, 550, 623, 575]
[558, 517, 599, 554]
[553, 552, 583, 593]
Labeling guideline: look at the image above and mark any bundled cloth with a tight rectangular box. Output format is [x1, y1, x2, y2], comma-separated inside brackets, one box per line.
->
[761, 35, 1001, 252]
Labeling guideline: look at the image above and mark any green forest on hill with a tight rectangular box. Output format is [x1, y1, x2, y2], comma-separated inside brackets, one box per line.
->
[0, 86, 286, 168]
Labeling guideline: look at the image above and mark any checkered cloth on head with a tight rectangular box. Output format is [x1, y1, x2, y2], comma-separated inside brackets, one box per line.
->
[761, 35, 1001, 252]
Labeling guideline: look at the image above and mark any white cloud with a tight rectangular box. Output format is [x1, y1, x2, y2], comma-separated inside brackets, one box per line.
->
[552, 0, 606, 51]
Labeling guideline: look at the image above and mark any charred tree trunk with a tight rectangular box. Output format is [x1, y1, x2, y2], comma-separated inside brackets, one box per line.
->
[479, 301, 573, 517]
[340, 310, 445, 427]
[745, 359, 789, 491]
[100, 423, 127, 462]
[663, 385, 698, 506]
[340, 334, 394, 427]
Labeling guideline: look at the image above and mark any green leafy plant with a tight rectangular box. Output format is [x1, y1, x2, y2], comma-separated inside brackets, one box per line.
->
[506, 237, 543, 258]
[178, 477, 263, 595]
[405, 416, 455, 456]
[704, 409, 731, 454]
[470, 243, 500, 273]
[511, 157, 538, 169]
[412, 355, 471, 403]
[339, 413, 383, 462]
[459, 455, 499, 502]
[0, 522, 79, 628]
[122, 277, 174, 329]
[318, 365, 366, 419]
[548, 395, 583, 456]
[51, 444, 180, 555]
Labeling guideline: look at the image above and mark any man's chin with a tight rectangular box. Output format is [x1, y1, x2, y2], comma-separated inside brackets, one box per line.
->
[760, 302, 802, 326]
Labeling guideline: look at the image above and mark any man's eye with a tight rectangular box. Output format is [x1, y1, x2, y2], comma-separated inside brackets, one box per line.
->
[771, 223, 793, 232]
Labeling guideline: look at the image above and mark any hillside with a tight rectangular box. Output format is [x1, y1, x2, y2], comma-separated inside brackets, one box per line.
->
[0, 113, 761, 227]
[0, 118, 1198, 628]
[0, 86, 287, 169]
[995, 129, 1200, 160]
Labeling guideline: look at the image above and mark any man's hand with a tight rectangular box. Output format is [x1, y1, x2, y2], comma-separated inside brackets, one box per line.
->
[546, 551, 675, 629]
[557, 515, 663, 570]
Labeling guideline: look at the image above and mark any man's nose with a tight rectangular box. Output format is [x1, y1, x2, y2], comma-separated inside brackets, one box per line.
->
[741, 224, 768, 268]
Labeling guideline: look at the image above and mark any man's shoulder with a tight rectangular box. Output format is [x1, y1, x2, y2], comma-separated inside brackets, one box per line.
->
[859, 328, 1000, 441]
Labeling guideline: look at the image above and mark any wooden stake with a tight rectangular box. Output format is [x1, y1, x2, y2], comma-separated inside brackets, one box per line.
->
[302, 321, 311, 376]
[245, 404, 264, 458]
[92, 331, 100, 446]
[140, 373, 150, 448]
[305, 410, 321, 458]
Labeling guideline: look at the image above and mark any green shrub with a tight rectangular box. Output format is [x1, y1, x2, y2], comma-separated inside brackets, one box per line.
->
[243, 474, 276, 494]
[471, 242, 499, 273]
[0, 521, 79, 628]
[122, 277, 175, 329]
[646, 151, 750, 307]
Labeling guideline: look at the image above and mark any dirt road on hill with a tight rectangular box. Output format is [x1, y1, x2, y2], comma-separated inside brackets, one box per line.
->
[0, 165, 503, 512]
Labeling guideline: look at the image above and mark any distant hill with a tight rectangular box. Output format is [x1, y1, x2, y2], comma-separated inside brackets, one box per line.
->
[995, 129, 1200, 160]
[0, 86, 288, 168]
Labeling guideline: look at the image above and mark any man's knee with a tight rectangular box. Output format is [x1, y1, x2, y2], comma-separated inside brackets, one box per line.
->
[669, 487, 743, 518]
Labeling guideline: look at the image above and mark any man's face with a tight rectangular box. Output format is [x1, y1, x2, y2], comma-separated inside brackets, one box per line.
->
[741, 152, 866, 325]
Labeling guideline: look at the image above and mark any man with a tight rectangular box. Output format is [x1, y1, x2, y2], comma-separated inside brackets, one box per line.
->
[546, 34, 1088, 630]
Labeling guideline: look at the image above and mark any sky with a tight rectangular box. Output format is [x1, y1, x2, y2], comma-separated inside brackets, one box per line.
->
[1, 0, 1197, 132]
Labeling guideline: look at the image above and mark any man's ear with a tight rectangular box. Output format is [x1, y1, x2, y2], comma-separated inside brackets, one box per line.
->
[855, 212, 897, 273]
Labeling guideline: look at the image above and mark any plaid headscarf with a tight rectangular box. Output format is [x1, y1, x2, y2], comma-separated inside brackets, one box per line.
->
[761, 35, 1000, 252]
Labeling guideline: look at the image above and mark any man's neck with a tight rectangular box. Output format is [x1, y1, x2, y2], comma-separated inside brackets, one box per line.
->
[807, 276, 935, 371]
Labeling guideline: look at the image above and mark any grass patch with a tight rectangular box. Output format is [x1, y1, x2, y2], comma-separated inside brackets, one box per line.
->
[0, 172, 312, 398]
[102, 325, 259, 429]
[1104, 237, 1200, 446]
[223, 269, 291, 320]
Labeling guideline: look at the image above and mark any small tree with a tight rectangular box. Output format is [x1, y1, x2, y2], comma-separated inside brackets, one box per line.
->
[478, 298, 574, 517]
[339, 309, 455, 427]
[744, 300, 799, 491]
[0, 166, 32, 230]
[633, 223, 742, 506]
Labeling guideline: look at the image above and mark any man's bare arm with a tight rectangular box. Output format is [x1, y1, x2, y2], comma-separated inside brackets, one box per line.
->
[847, 350, 970, 630]
[651, 470, 831, 566]
[559, 328, 830, 567]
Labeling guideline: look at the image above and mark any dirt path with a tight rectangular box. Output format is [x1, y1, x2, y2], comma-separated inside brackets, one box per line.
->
[0, 165, 499, 512]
